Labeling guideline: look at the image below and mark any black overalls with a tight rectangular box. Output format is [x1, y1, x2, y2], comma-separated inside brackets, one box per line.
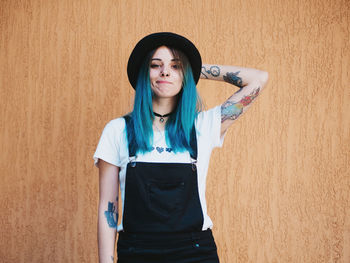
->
[117, 116, 220, 263]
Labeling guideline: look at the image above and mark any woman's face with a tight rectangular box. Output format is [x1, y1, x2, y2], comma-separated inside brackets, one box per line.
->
[149, 46, 184, 99]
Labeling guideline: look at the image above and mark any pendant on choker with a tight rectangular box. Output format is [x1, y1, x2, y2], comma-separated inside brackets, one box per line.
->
[153, 111, 172, 123]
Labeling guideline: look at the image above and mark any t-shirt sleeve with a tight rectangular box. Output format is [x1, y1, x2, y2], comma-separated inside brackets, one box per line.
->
[197, 105, 226, 149]
[93, 118, 125, 168]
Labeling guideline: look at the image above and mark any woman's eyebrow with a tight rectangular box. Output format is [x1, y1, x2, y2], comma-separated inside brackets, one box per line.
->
[151, 58, 180, 62]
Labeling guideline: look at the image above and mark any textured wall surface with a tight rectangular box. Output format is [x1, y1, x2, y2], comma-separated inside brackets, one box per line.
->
[0, 0, 349, 262]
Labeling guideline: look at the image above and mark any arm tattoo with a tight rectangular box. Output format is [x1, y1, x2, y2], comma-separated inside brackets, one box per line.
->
[223, 71, 244, 88]
[111, 256, 114, 262]
[221, 101, 243, 122]
[221, 87, 260, 122]
[201, 65, 221, 79]
[104, 202, 118, 228]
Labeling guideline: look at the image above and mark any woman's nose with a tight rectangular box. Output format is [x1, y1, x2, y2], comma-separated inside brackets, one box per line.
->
[161, 66, 170, 77]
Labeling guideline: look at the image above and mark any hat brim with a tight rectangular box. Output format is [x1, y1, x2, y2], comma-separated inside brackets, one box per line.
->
[127, 32, 202, 89]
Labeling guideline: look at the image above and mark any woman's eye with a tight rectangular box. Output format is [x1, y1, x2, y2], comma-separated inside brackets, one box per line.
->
[172, 64, 180, 69]
[150, 64, 160, 68]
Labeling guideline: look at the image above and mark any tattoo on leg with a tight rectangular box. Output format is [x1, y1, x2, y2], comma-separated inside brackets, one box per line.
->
[201, 65, 221, 79]
[223, 71, 244, 88]
[221, 88, 260, 122]
[104, 202, 118, 228]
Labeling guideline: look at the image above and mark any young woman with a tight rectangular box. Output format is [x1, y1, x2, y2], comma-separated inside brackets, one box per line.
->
[94, 32, 268, 263]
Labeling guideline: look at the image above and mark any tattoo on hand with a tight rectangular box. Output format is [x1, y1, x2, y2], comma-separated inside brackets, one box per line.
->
[221, 88, 260, 122]
[223, 71, 244, 88]
[104, 202, 118, 228]
[201, 65, 221, 78]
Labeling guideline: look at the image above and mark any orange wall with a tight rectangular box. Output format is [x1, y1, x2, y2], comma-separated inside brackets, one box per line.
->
[1, 0, 349, 262]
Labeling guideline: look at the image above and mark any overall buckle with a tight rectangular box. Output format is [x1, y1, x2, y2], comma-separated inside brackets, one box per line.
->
[190, 158, 197, 171]
[129, 156, 137, 167]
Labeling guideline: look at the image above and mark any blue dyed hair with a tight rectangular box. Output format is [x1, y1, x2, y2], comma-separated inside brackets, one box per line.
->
[127, 47, 203, 155]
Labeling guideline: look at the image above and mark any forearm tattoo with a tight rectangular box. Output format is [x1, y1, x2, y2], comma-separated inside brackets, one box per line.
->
[223, 71, 244, 88]
[201, 65, 221, 79]
[104, 201, 118, 228]
[221, 87, 260, 122]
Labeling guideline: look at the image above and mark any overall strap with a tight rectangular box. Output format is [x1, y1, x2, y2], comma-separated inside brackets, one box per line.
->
[189, 125, 198, 160]
[123, 115, 136, 158]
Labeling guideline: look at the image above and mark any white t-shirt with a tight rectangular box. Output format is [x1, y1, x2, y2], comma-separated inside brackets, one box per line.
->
[93, 105, 225, 232]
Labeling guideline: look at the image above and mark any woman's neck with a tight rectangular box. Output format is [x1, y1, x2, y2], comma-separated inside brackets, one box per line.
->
[152, 97, 177, 115]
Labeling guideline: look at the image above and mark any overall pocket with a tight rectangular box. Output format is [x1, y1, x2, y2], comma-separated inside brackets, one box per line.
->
[147, 180, 185, 219]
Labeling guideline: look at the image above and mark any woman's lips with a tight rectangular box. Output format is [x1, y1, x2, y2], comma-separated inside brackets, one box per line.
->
[156, 80, 172, 84]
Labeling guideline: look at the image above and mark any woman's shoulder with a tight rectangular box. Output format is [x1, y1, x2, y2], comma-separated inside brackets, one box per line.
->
[108, 116, 127, 126]
[195, 105, 225, 148]
[196, 105, 221, 126]
[103, 116, 127, 135]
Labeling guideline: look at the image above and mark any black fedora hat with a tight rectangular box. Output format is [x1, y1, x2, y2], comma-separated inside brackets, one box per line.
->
[127, 32, 202, 89]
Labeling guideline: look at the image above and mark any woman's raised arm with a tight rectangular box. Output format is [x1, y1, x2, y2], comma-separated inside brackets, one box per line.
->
[97, 159, 120, 263]
[200, 64, 268, 136]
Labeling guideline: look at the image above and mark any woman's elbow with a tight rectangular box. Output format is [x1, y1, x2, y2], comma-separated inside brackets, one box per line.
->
[260, 71, 269, 86]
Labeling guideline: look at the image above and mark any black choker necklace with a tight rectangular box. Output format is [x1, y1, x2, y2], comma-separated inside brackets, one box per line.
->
[153, 112, 172, 123]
